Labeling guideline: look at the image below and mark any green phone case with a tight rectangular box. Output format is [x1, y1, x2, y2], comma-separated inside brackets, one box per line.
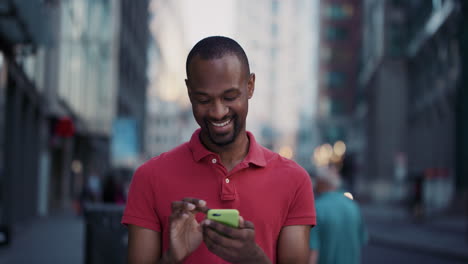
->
[207, 209, 239, 228]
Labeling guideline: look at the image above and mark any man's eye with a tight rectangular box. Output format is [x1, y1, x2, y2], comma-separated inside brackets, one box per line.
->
[224, 97, 237, 101]
[197, 99, 210, 104]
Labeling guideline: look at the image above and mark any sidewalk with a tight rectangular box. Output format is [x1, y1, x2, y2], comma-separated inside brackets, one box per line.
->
[0, 210, 84, 264]
[361, 202, 468, 262]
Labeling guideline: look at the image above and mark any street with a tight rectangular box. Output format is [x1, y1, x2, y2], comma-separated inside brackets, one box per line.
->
[0, 201, 467, 264]
[0, 211, 84, 264]
[363, 244, 466, 264]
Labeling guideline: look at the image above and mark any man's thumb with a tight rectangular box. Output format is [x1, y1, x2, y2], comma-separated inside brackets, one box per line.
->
[238, 215, 245, 228]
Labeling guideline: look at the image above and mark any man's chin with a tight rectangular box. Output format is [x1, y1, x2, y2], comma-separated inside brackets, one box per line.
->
[208, 131, 236, 146]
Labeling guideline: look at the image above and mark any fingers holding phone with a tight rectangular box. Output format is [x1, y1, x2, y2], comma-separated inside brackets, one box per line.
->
[202, 210, 267, 263]
[168, 198, 209, 262]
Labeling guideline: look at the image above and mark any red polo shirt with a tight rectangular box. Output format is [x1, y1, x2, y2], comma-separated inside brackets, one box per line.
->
[122, 129, 316, 263]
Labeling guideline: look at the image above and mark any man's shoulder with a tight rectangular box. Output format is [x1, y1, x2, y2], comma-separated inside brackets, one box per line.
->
[258, 146, 309, 179]
[265, 149, 306, 171]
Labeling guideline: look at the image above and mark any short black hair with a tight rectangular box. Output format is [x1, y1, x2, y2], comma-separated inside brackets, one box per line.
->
[186, 36, 250, 79]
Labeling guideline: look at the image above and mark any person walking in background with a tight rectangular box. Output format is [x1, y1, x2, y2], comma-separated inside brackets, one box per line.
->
[340, 152, 356, 193]
[122, 36, 316, 263]
[309, 166, 367, 264]
[102, 170, 125, 204]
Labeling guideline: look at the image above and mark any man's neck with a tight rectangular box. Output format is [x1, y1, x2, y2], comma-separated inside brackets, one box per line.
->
[202, 132, 250, 172]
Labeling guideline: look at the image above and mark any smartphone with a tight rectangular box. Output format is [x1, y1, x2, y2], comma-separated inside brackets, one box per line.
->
[207, 209, 239, 228]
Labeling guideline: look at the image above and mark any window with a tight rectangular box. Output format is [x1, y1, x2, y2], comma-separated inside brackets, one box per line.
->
[324, 4, 354, 20]
[326, 125, 345, 143]
[388, 23, 406, 57]
[329, 99, 345, 115]
[326, 27, 348, 41]
[326, 71, 346, 88]
[272, 0, 279, 15]
[271, 23, 278, 37]
[322, 48, 351, 63]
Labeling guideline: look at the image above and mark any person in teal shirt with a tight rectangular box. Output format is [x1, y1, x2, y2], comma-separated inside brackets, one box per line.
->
[309, 167, 368, 264]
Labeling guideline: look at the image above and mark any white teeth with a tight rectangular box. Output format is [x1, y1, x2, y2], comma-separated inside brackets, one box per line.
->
[211, 119, 231, 127]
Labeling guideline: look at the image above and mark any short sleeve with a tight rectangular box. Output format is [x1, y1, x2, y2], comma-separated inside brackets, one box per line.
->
[121, 162, 161, 232]
[284, 169, 316, 226]
[309, 225, 320, 250]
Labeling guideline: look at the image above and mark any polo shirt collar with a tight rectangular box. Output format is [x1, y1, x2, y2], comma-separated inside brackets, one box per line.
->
[188, 129, 266, 167]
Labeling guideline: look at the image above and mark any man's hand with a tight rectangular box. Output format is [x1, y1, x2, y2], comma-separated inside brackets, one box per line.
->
[201, 216, 271, 264]
[168, 198, 209, 263]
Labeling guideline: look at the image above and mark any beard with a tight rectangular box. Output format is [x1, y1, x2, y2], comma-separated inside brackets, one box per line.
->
[204, 114, 240, 146]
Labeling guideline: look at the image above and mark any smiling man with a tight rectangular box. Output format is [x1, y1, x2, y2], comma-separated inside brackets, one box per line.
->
[122, 36, 316, 264]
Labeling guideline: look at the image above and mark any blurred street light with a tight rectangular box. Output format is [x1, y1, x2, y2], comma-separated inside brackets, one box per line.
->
[313, 144, 331, 167]
[330, 153, 342, 163]
[71, 160, 83, 174]
[279, 145, 293, 159]
[322, 144, 333, 159]
[333, 140, 346, 156]
[313, 141, 347, 167]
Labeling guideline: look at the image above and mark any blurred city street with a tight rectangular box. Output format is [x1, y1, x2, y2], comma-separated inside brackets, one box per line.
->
[1, 0, 468, 263]
[361, 203, 468, 264]
[0, 210, 84, 264]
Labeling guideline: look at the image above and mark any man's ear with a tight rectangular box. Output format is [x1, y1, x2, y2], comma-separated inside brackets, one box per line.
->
[247, 73, 255, 99]
[185, 79, 192, 100]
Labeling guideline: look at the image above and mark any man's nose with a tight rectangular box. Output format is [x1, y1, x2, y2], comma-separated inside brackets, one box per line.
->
[209, 100, 228, 120]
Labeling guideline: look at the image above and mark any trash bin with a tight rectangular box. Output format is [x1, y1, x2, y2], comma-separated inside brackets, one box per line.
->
[83, 203, 127, 264]
[0, 225, 10, 246]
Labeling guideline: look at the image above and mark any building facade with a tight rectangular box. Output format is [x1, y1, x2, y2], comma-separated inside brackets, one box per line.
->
[0, 0, 125, 234]
[457, 0, 468, 202]
[317, 0, 362, 145]
[405, 0, 460, 213]
[113, 0, 149, 168]
[0, 0, 62, 229]
[236, 0, 318, 158]
[57, 0, 120, 210]
[359, 0, 462, 213]
[358, 0, 408, 200]
[145, 0, 199, 158]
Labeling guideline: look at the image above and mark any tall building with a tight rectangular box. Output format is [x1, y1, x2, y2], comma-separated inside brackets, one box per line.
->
[359, 0, 461, 212]
[57, 0, 120, 208]
[112, 0, 149, 168]
[236, 0, 318, 158]
[457, 0, 468, 201]
[294, 0, 321, 172]
[358, 0, 408, 200]
[146, 97, 194, 157]
[145, 0, 198, 158]
[317, 0, 362, 146]
[0, 0, 122, 233]
[0, 0, 58, 228]
[405, 0, 460, 212]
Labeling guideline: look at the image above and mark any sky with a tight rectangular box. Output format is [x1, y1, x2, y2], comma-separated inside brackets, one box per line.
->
[181, 0, 236, 47]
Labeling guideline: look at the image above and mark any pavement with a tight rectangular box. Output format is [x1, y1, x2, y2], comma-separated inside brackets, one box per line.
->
[361, 202, 468, 262]
[0, 210, 84, 264]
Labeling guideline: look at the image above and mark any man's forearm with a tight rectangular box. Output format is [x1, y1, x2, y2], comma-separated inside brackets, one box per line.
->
[308, 250, 318, 264]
